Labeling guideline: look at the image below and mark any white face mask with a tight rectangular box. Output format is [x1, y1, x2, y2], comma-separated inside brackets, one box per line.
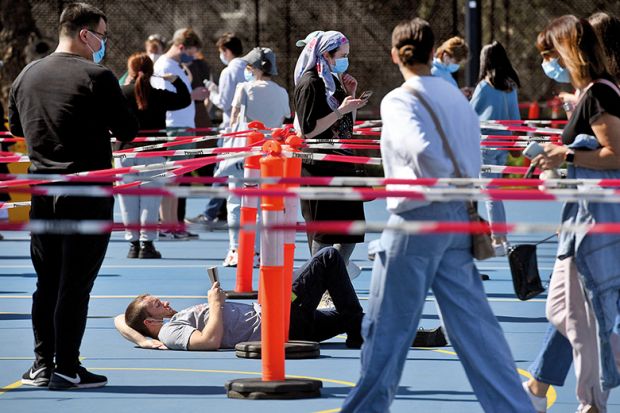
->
[219, 52, 229, 66]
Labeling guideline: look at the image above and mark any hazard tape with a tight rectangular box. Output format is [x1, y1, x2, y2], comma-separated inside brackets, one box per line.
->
[0, 201, 31, 209]
[479, 121, 564, 135]
[0, 219, 613, 236]
[481, 119, 568, 126]
[3, 183, 617, 203]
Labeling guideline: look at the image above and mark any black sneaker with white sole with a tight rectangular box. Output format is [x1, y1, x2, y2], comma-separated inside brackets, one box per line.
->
[21, 364, 52, 387]
[48, 366, 107, 390]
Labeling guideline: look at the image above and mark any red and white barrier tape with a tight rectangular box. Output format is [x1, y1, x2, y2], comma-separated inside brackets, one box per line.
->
[479, 121, 564, 135]
[0, 219, 609, 236]
[0, 201, 31, 209]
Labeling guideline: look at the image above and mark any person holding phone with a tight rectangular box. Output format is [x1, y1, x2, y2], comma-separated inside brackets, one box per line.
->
[293, 31, 368, 291]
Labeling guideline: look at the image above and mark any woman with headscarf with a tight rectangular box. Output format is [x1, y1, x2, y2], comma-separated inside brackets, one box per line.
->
[293, 30, 368, 280]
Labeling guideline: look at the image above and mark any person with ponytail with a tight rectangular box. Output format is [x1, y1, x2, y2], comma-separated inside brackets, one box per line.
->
[340, 18, 534, 413]
[118, 52, 191, 259]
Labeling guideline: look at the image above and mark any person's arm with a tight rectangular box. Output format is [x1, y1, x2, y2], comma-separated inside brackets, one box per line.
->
[509, 88, 521, 121]
[159, 76, 192, 111]
[113, 314, 168, 349]
[535, 113, 620, 170]
[96, 70, 139, 142]
[187, 282, 227, 351]
[229, 84, 244, 131]
[8, 87, 24, 137]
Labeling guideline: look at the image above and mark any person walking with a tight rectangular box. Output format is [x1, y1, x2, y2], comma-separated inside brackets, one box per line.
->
[8, 2, 138, 390]
[470, 41, 521, 256]
[340, 18, 534, 413]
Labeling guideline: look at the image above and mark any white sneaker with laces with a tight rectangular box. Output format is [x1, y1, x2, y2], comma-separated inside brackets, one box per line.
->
[522, 381, 547, 413]
[223, 249, 238, 267]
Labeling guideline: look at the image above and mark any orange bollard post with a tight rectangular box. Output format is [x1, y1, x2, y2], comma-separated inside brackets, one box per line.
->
[282, 134, 303, 340]
[232, 130, 264, 299]
[258, 140, 286, 382]
[528, 101, 540, 120]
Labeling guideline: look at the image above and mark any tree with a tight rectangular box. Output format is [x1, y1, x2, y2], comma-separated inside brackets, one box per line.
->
[0, 0, 39, 107]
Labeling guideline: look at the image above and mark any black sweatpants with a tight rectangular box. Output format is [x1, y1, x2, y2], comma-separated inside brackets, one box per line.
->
[289, 247, 364, 342]
[29, 194, 113, 375]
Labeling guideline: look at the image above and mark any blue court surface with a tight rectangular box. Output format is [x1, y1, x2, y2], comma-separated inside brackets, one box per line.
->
[1, 198, 619, 413]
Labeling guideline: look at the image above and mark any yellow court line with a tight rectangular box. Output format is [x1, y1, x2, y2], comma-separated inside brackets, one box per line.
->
[0, 380, 22, 396]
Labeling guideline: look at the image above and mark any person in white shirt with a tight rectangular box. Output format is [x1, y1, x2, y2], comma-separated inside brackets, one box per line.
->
[151, 28, 209, 240]
[340, 18, 535, 413]
[217, 47, 291, 266]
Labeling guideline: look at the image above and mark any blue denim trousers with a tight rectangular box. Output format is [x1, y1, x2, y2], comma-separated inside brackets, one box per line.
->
[340, 202, 534, 413]
[481, 149, 508, 236]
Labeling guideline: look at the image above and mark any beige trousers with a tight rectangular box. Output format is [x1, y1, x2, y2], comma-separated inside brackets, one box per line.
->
[546, 257, 609, 413]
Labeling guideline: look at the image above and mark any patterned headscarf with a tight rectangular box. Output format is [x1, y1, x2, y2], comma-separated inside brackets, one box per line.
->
[294, 30, 349, 110]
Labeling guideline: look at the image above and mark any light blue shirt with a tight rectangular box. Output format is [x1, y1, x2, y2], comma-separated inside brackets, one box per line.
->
[431, 58, 458, 87]
[210, 58, 248, 129]
[470, 80, 520, 121]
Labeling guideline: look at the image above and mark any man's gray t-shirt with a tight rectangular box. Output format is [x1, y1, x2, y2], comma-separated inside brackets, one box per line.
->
[158, 302, 261, 350]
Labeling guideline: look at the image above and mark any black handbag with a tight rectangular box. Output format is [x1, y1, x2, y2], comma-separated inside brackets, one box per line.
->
[507, 234, 555, 300]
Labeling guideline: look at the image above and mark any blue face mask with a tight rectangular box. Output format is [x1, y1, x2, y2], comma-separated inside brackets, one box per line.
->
[180, 52, 194, 64]
[446, 62, 460, 73]
[542, 58, 571, 83]
[87, 32, 106, 64]
[244, 70, 255, 82]
[332, 57, 349, 74]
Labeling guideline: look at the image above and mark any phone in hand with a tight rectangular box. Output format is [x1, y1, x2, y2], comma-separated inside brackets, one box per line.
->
[207, 266, 220, 285]
[522, 141, 544, 160]
[359, 90, 373, 101]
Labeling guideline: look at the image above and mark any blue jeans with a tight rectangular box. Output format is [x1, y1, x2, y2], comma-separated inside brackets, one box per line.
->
[203, 188, 225, 220]
[528, 324, 573, 386]
[481, 149, 508, 236]
[341, 202, 534, 413]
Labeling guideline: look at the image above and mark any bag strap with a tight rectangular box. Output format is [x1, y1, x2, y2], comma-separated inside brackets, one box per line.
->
[402, 84, 464, 179]
[534, 233, 556, 246]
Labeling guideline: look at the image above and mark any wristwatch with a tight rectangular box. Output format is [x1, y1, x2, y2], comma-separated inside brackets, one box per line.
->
[333, 108, 344, 119]
[562, 101, 575, 112]
[564, 149, 575, 164]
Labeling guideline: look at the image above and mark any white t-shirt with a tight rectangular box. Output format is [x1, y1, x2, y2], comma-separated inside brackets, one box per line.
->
[151, 55, 195, 128]
[380, 75, 481, 213]
[232, 80, 290, 128]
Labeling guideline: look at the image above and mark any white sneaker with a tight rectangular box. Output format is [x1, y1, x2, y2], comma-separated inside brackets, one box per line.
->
[222, 249, 238, 267]
[522, 381, 547, 413]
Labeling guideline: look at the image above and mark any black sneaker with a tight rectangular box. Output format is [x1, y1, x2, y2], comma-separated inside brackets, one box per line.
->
[21, 364, 52, 387]
[48, 366, 107, 390]
[127, 241, 140, 259]
[139, 241, 162, 259]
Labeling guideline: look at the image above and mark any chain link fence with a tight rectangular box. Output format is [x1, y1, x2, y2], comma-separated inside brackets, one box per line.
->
[19, 0, 620, 119]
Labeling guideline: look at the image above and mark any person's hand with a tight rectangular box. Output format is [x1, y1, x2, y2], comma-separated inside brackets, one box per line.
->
[208, 282, 227, 307]
[531, 142, 569, 170]
[338, 96, 367, 114]
[342, 74, 358, 97]
[559, 91, 578, 106]
[161, 73, 178, 83]
[191, 86, 210, 101]
[139, 338, 168, 350]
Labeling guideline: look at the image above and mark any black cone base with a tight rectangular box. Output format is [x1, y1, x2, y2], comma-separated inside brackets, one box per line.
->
[224, 290, 259, 300]
[235, 340, 320, 359]
[225, 377, 322, 400]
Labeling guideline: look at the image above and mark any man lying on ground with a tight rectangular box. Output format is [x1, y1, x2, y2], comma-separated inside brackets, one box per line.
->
[114, 247, 447, 350]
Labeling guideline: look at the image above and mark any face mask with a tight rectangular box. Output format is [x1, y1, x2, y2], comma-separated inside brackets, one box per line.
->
[87, 32, 106, 64]
[445, 62, 460, 73]
[179, 52, 194, 64]
[219, 52, 229, 66]
[332, 57, 349, 74]
[244, 69, 255, 82]
[147, 53, 161, 62]
[541, 58, 571, 83]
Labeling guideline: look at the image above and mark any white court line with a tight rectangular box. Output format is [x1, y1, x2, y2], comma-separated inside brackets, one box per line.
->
[0, 264, 208, 269]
